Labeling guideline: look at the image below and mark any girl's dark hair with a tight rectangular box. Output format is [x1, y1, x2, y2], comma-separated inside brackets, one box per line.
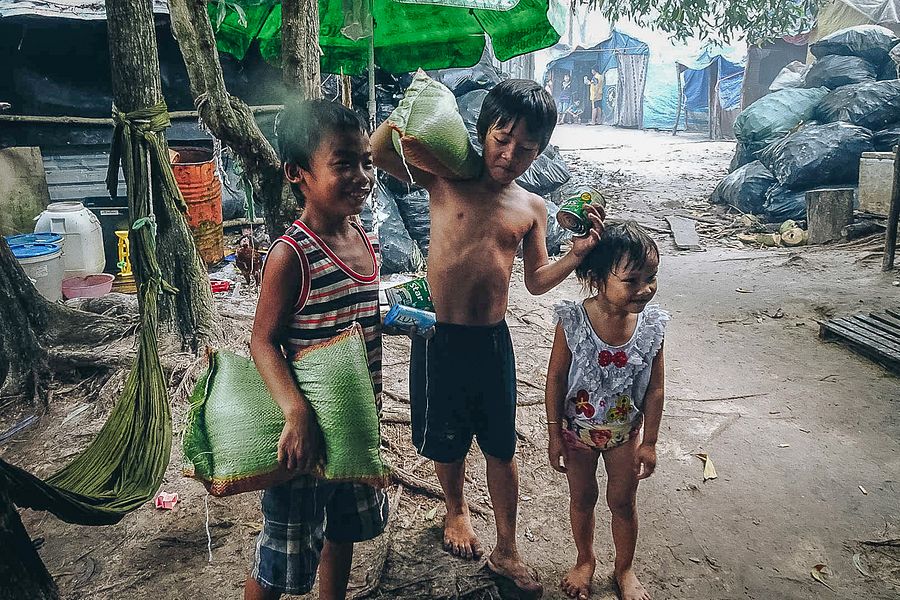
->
[575, 221, 659, 292]
[277, 99, 368, 171]
[476, 79, 557, 152]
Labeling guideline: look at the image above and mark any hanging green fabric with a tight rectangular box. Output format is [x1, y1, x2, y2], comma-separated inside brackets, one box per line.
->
[0, 101, 177, 526]
[211, 0, 565, 75]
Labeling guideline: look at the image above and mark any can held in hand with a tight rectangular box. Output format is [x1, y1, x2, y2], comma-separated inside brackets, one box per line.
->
[384, 304, 436, 336]
[385, 277, 434, 311]
[557, 187, 605, 236]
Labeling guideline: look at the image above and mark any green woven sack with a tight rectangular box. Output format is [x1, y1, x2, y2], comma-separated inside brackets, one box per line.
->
[388, 69, 481, 180]
[183, 323, 387, 496]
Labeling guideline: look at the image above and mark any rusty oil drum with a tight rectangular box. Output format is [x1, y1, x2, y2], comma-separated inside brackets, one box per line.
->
[170, 147, 224, 266]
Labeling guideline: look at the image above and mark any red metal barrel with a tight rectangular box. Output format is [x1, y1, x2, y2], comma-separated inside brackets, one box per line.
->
[170, 147, 224, 266]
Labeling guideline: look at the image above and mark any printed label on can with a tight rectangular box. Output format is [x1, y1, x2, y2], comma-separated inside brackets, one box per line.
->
[385, 277, 434, 311]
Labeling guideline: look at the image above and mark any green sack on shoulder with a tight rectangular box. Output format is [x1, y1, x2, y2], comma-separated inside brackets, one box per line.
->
[388, 69, 481, 180]
[183, 323, 388, 496]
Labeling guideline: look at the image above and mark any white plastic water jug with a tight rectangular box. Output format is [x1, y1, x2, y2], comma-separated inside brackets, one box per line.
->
[34, 201, 105, 277]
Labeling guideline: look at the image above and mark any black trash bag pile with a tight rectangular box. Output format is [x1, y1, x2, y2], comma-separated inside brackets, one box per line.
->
[457, 89, 571, 196]
[762, 185, 809, 222]
[394, 187, 431, 256]
[711, 161, 777, 214]
[810, 24, 900, 64]
[873, 126, 900, 151]
[432, 53, 503, 97]
[759, 122, 874, 190]
[815, 80, 900, 130]
[731, 87, 829, 170]
[374, 183, 425, 275]
[803, 54, 877, 89]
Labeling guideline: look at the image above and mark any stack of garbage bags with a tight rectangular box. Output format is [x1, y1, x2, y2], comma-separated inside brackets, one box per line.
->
[717, 25, 900, 221]
[373, 83, 572, 274]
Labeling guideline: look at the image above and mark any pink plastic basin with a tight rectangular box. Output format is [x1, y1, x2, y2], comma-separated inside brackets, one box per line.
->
[62, 273, 115, 299]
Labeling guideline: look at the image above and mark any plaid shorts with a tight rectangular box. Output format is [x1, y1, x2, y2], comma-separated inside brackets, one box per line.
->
[250, 475, 389, 595]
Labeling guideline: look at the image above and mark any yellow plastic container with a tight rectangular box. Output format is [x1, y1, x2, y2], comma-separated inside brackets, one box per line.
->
[115, 230, 132, 276]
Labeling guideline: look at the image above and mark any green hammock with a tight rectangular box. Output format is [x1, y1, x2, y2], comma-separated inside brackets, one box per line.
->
[0, 101, 177, 526]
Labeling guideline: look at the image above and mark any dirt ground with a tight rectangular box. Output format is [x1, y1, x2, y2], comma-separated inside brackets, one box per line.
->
[4, 125, 899, 599]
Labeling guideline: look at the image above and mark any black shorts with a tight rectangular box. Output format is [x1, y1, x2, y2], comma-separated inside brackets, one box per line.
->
[593, 99, 602, 109]
[410, 321, 517, 463]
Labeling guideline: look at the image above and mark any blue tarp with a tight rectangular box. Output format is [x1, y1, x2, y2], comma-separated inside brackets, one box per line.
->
[544, 30, 650, 76]
[678, 45, 745, 112]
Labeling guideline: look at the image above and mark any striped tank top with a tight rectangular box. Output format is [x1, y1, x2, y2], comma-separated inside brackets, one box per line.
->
[273, 219, 382, 398]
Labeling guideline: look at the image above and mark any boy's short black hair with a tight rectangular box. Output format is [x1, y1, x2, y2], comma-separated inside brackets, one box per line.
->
[476, 79, 557, 152]
[575, 221, 659, 292]
[277, 99, 368, 171]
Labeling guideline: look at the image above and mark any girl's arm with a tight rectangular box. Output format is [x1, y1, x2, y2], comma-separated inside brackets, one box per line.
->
[250, 243, 321, 473]
[636, 341, 665, 480]
[545, 322, 572, 473]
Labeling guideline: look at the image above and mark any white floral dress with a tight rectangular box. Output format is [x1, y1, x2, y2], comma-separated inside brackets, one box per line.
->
[554, 301, 669, 451]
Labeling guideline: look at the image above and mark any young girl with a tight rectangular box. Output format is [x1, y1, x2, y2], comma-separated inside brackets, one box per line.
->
[545, 221, 668, 600]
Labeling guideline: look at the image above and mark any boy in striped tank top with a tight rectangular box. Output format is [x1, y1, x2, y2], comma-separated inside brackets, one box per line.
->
[244, 101, 387, 600]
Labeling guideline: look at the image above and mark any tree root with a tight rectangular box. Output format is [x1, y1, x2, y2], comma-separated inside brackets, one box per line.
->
[388, 464, 490, 517]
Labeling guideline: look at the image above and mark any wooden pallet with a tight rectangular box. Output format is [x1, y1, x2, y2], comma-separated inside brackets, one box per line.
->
[819, 308, 900, 374]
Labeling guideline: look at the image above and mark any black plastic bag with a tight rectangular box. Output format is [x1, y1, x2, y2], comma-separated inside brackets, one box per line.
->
[759, 122, 873, 190]
[375, 184, 424, 274]
[711, 161, 777, 214]
[814, 80, 900, 131]
[456, 90, 571, 195]
[733, 87, 829, 147]
[544, 198, 572, 256]
[360, 200, 375, 232]
[432, 55, 503, 97]
[879, 59, 898, 81]
[395, 188, 431, 256]
[763, 185, 808, 222]
[810, 24, 900, 64]
[873, 126, 900, 151]
[803, 55, 877, 89]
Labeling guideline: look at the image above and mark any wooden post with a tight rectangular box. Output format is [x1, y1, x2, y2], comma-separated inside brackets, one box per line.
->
[883, 145, 900, 271]
[672, 64, 684, 136]
[807, 188, 855, 245]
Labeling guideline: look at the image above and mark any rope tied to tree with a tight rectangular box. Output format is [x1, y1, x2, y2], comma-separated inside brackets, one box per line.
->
[0, 98, 179, 525]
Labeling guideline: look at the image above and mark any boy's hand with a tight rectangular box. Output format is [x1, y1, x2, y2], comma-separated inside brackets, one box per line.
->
[570, 204, 605, 258]
[278, 411, 323, 473]
[547, 428, 569, 473]
[635, 442, 657, 480]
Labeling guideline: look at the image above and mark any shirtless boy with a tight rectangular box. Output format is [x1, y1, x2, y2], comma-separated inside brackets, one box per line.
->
[373, 79, 603, 597]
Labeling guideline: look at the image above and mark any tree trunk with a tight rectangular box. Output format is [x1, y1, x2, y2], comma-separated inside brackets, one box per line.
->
[169, 0, 323, 237]
[0, 239, 49, 403]
[106, 0, 216, 352]
[282, 0, 322, 99]
[0, 487, 60, 600]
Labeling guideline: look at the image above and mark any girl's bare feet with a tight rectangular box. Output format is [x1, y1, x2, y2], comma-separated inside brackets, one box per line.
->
[561, 557, 595, 599]
[442, 510, 483, 559]
[487, 551, 543, 598]
[614, 568, 650, 600]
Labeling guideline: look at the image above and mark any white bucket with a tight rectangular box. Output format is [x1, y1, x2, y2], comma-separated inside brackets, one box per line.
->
[13, 243, 64, 302]
[34, 201, 105, 277]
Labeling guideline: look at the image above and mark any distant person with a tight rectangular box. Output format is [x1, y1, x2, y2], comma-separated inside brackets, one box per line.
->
[584, 67, 603, 125]
[556, 73, 573, 125]
[545, 222, 668, 600]
[374, 79, 604, 598]
[562, 99, 584, 124]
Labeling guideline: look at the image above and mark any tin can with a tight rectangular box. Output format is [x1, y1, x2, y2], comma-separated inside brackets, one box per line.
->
[557, 187, 605, 235]
[384, 304, 436, 336]
[385, 277, 434, 311]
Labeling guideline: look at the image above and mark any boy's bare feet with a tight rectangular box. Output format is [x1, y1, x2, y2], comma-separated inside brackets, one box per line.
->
[487, 551, 543, 598]
[561, 557, 595, 599]
[442, 510, 483, 559]
[614, 569, 650, 600]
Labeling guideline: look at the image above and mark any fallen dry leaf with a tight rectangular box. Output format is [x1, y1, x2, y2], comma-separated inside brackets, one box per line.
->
[425, 506, 438, 521]
[858, 485, 868, 495]
[778, 443, 790, 448]
[695, 453, 718, 481]
[811, 564, 834, 590]
[736, 288, 753, 293]
[852, 553, 871, 577]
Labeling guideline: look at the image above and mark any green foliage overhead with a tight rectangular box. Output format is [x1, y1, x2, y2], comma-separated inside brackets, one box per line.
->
[580, 0, 815, 44]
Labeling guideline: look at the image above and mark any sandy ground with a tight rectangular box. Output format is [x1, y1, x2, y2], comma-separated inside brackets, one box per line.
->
[4, 125, 899, 599]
